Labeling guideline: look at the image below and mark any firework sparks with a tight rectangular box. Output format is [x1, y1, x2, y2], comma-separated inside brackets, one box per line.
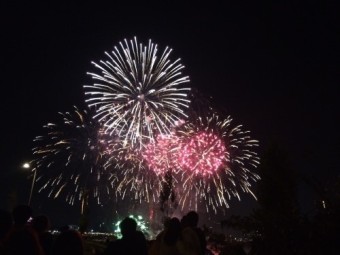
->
[175, 113, 260, 213]
[178, 131, 226, 176]
[29, 36, 260, 215]
[142, 133, 180, 175]
[101, 142, 163, 204]
[113, 214, 150, 239]
[84, 37, 191, 148]
[31, 106, 116, 206]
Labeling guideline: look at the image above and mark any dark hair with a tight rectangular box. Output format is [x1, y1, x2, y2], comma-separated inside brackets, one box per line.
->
[12, 205, 32, 226]
[164, 217, 181, 246]
[53, 229, 84, 255]
[32, 215, 50, 233]
[6, 227, 44, 255]
[120, 217, 137, 237]
[186, 211, 199, 227]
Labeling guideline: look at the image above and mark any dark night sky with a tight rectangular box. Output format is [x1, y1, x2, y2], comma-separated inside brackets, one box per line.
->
[1, 2, 339, 229]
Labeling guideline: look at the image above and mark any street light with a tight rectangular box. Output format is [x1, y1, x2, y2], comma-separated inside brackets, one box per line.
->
[22, 162, 37, 206]
[22, 163, 30, 169]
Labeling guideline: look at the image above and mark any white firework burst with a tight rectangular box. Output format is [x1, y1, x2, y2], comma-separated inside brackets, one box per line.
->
[84, 37, 191, 147]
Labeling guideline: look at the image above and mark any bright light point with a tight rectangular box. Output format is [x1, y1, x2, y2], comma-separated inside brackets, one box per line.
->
[138, 94, 145, 101]
[174, 119, 185, 126]
[22, 163, 30, 169]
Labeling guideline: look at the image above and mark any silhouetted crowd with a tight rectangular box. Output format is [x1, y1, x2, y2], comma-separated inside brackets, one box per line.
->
[0, 205, 85, 255]
[0, 205, 212, 255]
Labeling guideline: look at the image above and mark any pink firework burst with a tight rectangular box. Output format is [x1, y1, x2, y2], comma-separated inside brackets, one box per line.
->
[178, 131, 226, 176]
[142, 134, 180, 175]
[174, 113, 260, 213]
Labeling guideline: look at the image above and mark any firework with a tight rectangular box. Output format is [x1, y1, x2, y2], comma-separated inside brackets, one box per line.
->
[97, 140, 162, 204]
[84, 37, 191, 148]
[178, 131, 226, 176]
[31, 106, 117, 206]
[113, 214, 150, 239]
[175, 113, 260, 213]
[142, 133, 180, 175]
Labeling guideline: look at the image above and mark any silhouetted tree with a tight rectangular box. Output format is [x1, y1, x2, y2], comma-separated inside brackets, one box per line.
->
[255, 142, 300, 254]
[79, 190, 89, 233]
[159, 170, 177, 217]
[222, 142, 300, 254]
[304, 175, 340, 254]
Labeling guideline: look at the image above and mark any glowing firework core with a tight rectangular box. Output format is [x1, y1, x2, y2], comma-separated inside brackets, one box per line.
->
[178, 131, 226, 175]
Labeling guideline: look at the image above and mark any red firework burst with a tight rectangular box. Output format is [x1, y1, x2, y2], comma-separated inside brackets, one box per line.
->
[178, 131, 226, 176]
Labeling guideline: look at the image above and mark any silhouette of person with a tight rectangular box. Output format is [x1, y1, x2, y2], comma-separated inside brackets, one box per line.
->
[104, 216, 148, 255]
[32, 215, 54, 255]
[179, 213, 202, 255]
[6, 205, 44, 255]
[0, 209, 13, 254]
[149, 217, 183, 255]
[186, 211, 206, 255]
[11, 205, 32, 229]
[52, 229, 84, 255]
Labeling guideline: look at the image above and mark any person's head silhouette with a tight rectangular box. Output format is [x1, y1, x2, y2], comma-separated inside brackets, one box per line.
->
[0, 209, 13, 239]
[120, 217, 137, 238]
[186, 210, 199, 227]
[32, 215, 50, 233]
[12, 205, 32, 226]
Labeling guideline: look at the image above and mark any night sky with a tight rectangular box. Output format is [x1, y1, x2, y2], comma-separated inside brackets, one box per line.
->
[1, 2, 339, 229]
